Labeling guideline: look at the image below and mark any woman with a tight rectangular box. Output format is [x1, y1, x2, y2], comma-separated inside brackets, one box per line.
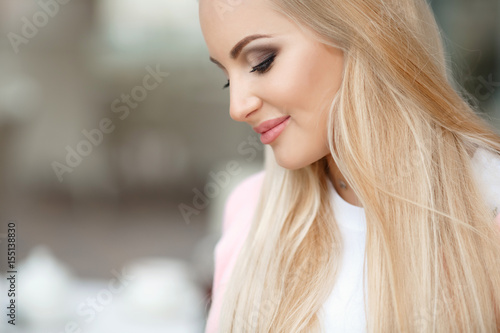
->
[199, 0, 500, 331]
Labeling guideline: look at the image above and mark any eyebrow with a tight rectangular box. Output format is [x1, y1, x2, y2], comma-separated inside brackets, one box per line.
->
[209, 34, 273, 68]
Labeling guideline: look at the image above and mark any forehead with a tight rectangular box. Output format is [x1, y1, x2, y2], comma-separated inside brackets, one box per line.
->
[199, 0, 294, 58]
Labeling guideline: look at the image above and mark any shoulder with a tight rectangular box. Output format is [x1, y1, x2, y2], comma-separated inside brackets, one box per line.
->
[221, 170, 266, 233]
[470, 147, 500, 223]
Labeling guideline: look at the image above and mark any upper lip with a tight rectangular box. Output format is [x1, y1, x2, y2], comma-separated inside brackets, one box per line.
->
[252, 115, 290, 134]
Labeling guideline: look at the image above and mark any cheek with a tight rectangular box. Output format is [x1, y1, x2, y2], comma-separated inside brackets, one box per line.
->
[266, 55, 319, 116]
[291, 51, 342, 133]
[273, 46, 338, 114]
[274, 62, 334, 137]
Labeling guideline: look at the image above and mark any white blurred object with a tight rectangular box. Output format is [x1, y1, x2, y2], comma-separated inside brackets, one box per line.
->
[470, 147, 500, 217]
[86, 258, 205, 333]
[17, 245, 75, 327]
[95, 0, 202, 57]
[0, 53, 41, 124]
[0, 75, 40, 123]
[121, 258, 203, 321]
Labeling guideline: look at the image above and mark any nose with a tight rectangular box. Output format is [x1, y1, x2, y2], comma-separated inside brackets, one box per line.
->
[228, 81, 262, 122]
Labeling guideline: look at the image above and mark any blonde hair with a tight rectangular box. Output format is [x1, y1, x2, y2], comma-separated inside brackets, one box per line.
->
[218, 0, 500, 331]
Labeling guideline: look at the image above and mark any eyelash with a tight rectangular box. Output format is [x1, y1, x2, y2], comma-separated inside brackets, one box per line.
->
[223, 53, 277, 89]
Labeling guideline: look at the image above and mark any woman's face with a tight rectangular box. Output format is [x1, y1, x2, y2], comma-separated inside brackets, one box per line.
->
[199, 0, 345, 170]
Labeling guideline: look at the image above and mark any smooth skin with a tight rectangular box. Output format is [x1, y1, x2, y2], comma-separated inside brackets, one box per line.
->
[199, 0, 362, 207]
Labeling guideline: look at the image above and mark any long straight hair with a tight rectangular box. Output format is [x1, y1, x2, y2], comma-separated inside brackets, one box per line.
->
[218, 0, 500, 331]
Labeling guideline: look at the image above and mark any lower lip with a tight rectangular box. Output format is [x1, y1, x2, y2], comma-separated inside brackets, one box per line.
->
[260, 116, 291, 144]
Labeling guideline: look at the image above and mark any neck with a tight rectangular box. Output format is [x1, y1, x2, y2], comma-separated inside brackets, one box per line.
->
[325, 155, 363, 208]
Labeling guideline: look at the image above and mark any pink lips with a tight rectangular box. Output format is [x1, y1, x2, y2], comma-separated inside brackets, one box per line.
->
[252, 115, 291, 144]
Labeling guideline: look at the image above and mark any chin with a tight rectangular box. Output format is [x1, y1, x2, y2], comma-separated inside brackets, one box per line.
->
[273, 151, 315, 171]
[273, 144, 330, 170]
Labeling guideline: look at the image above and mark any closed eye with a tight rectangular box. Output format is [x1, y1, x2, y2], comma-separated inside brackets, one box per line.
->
[250, 53, 276, 74]
[223, 53, 277, 89]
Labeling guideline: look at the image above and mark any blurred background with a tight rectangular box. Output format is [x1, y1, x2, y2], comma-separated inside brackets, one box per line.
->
[0, 0, 498, 332]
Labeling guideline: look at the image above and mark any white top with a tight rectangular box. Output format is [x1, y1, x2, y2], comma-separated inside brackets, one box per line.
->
[321, 177, 368, 332]
[320, 147, 500, 332]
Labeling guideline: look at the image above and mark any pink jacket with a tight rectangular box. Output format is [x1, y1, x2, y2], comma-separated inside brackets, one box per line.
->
[205, 170, 266, 333]
[205, 166, 500, 333]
